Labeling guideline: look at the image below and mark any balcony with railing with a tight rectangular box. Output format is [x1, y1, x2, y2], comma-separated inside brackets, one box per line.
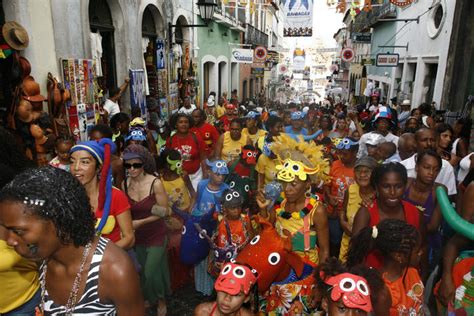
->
[352, 2, 397, 32]
[245, 24, 269, 47]
[214, 0, 246, 30]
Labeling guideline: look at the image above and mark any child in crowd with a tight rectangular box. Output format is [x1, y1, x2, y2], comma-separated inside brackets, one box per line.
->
[48, 136, 74, 171]
[195, 262, 257, 316]
[158, 148, 195, 291]
[347, 219, 424, 315]
[209, 189, 252, 277]
[192, 159, 230, 296]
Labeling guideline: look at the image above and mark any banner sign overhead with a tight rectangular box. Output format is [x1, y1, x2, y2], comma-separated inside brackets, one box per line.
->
[283, 0, 314, 37]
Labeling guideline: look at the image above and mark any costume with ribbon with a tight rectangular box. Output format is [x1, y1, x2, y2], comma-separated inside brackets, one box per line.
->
[70, 139, 124, 239]
[270, 135, 329, 264]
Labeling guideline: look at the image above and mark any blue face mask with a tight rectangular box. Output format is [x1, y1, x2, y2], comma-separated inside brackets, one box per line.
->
[205, 159, 229, 175]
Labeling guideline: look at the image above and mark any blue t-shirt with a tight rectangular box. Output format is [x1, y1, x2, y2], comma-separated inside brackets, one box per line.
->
[192, 179, 229, 217]
[285, 125, 308, 136]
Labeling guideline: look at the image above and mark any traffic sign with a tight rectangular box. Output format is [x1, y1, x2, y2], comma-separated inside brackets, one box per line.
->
[341, 47, 355, 62]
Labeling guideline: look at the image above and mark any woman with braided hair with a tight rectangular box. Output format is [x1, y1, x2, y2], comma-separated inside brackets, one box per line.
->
[0, 167, 144, 314]
[351, 162, 423, 269]
[70, 139, 135, 249]
[347, 219, 424, 315]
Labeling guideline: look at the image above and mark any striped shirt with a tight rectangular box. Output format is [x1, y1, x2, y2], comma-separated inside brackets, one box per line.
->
[40, 237, 116, 315]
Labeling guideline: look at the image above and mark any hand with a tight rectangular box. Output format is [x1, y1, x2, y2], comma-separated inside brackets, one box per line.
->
[124, 78, 130, 84]
[132, 219, 141, 230]
[438, 275, 455, 307]
[256, 190, 271, 210]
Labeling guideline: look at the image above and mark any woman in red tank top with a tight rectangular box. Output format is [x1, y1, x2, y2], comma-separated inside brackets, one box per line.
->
[351, 162, 423, 269]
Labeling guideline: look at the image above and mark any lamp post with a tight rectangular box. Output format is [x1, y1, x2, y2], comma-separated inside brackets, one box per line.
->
[168, 0, 217, 49]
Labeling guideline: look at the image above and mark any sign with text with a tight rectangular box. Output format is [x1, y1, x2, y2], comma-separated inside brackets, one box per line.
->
[283, 0, 313, 37]
[352, 32, 372, 43]
[231, 48, 253, 63]
[376, 53, 399, 67]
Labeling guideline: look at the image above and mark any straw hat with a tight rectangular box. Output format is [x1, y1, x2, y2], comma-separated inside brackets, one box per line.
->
[2, 21, 29, 51]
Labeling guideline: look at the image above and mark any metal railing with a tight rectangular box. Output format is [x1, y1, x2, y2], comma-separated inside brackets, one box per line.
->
[352, 2, 397, 32]
[245, 24, 269, 47]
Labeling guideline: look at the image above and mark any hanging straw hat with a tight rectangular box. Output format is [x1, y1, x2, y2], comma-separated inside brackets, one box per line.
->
[2, 21, 29, 51]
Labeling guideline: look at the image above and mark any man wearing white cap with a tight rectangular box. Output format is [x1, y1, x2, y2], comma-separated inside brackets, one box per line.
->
[398, 99, 411, 128]
[357, 107, 398, 158]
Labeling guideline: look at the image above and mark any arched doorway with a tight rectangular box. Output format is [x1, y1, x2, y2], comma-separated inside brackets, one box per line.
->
[89, 0, 117, 94]
[203, 61, 216, 100]
[218, 61, 228, 100]
[142, 4, 165, 102]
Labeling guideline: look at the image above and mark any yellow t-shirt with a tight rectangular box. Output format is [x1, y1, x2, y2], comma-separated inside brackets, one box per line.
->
[216, 105, 226, 118]
[241, 128, 267, 147]
[221, 132, 248, 163]
[162, 176, 191, 211]
[0, 240, 39, 313]
[255, 154, 279, 185]
[339, 183, 362, 262]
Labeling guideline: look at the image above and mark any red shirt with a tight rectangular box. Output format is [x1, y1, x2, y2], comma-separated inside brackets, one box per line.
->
[366, 200, 420, 269]
[95, 187, 130, 243]
[166, 132, 206, 174]
[327, 159, 355, 214]
[190, 123, 219, 157]
[219, 115, 231, 132]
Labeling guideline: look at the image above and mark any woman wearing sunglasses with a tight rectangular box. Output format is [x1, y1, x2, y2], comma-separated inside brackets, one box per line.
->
[122, 144, 170, 316]
[70, 139, 135, 250]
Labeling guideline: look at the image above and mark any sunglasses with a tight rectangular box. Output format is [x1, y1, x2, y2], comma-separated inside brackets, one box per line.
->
[124, 162, 144, 169]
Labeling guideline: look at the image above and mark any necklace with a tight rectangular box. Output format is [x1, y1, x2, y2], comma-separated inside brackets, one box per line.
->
[39, 242, 93, 315]
[275, 194, 318, 220]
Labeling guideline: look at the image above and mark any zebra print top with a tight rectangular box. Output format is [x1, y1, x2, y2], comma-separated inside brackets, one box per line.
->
[40, 237, 116, 315]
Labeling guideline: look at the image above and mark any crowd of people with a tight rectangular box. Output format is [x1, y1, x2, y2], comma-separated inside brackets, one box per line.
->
[0, 90, 473, 316]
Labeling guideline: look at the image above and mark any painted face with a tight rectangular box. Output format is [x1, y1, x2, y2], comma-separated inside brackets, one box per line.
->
[416, 129, 436, 151]
[377, 171, 405, 208]
[415, 155, 440, 185]
[56, 142, 73, 164]
[324, 273, 372, 313]
[438, 130, 453, 149]
[241, 149, 258, 165]
[0, 201, 59, 262]
[123, 158, 144, 178]
[70, 150, 99, 186]
[176, 116, 190, 134]
[354, 166, 372, 188]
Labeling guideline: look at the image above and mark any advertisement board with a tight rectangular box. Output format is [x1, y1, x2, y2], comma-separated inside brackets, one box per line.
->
[231, 48, 254, 63]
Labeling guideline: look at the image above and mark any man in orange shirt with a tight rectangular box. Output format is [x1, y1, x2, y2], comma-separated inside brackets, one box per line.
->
[324, 137, 358, 257]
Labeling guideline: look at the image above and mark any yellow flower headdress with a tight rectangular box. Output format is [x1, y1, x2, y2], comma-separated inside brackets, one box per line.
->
[271, 134, 330, 183]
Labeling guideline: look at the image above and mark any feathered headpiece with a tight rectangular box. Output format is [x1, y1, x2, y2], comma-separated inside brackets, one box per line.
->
[271, 134, 329, 183]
